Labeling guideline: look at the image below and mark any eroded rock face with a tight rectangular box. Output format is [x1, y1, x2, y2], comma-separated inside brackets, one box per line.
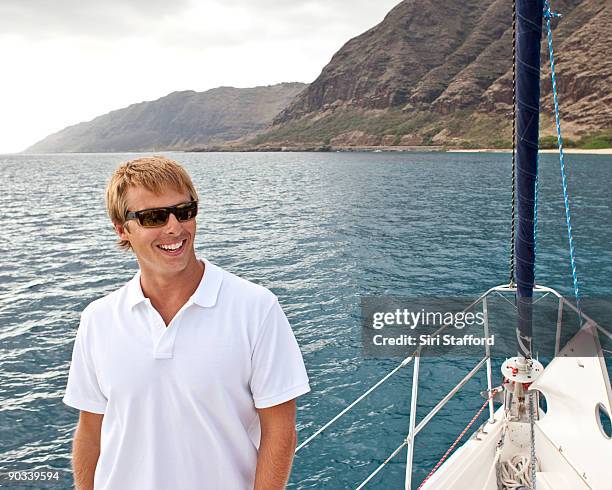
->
[539, 1, 612, 132]
[481, 0, 611, 135]
[381, 134, 397, 145]
[330, 131, 380, 146]
[274, 0, 520, 123]
[400, 134, 423, 145]
[271, 0, 609, 144]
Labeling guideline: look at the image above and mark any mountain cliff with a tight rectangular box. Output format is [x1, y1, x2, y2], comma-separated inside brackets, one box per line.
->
[27, 0, 610, 152]
[26, 83, 306, 153]
[254, 0, 610, 148]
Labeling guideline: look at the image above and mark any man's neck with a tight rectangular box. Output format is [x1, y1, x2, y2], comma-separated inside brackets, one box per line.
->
[139, 257, 205, 325]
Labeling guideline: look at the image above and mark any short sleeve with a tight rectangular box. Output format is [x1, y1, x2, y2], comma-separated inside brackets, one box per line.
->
[62, 310, 107, 414]
[250, 300, 310, 409]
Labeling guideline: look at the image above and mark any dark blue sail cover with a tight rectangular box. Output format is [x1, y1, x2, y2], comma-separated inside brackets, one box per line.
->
[515, 0, 544, 358]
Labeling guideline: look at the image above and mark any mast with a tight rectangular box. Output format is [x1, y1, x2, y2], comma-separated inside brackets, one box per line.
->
[514, 0, 544, 359]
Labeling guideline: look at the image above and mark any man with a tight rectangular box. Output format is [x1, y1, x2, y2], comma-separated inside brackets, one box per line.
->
[63, 156, 310, 490]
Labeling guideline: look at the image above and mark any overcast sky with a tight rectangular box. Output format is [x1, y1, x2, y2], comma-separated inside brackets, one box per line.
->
[0, 0, 400, 153]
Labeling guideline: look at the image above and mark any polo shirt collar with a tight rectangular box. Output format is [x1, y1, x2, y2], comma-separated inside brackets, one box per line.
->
[126, 258, 223, 310]
[192, 259, 223, 307]
[126, 271, 146, 309]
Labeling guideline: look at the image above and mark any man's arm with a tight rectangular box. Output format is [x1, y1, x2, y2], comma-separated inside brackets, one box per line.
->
[254, 399, 298, 490]
[72, 411, 103, 490]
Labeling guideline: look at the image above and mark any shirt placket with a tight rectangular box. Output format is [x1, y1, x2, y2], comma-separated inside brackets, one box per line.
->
[144, 299, 193, 359]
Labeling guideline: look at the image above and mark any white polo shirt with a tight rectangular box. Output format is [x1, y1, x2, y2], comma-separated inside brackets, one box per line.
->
[63, 259, 310, 490]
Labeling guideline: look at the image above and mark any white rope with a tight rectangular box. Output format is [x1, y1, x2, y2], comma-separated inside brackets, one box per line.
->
[484, 418, 509, 490]
[499, 454, 540, 489]
[482, 446, 503, 490]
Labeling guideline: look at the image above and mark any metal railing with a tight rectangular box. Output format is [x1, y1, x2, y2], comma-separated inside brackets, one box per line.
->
[295, 284, 611, 490]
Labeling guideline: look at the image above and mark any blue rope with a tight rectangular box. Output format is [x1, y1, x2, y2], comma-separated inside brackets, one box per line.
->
[544, 1, 583, 324]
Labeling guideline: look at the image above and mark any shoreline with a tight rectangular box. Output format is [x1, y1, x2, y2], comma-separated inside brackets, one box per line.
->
[9, 147, 612, 157]
[447, 148, 612, 155]
[193, 145, 612, 155]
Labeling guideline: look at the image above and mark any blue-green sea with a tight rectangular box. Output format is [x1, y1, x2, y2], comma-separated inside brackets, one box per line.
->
[0, 151, 610, 488]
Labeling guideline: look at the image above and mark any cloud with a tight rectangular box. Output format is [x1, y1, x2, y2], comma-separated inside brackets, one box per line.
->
[0, 0, 192, 40]
[0, 0, 398, 42]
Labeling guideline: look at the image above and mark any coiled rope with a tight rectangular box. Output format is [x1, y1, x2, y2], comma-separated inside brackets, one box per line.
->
[499, 454, 540, 489]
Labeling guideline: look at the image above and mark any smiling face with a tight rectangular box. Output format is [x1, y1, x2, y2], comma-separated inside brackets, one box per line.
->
[115, 185, 199, 279]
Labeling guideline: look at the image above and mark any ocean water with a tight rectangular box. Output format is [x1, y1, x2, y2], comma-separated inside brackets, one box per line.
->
[0, 151, 610, 489]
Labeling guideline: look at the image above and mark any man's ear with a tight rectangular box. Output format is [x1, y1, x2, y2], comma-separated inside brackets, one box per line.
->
[114, 222, 130, 242]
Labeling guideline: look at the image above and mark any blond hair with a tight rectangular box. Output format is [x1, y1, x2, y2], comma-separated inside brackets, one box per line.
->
[106, 156, 199, 251]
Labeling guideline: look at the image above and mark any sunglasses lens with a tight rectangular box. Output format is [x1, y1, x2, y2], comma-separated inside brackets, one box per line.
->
[133, 201, 197, 227]
[175, 202, 198, 221]
[139, 209, 170, 227]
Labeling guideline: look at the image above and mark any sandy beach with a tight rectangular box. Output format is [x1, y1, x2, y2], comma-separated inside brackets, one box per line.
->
[447, 148, 612, 155]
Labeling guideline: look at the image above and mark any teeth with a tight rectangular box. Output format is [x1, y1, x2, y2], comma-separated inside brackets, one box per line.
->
[159, 241, 183, 251]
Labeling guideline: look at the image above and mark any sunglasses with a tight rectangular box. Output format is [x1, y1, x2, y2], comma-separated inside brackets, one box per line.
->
[125, 200, 198, 228]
